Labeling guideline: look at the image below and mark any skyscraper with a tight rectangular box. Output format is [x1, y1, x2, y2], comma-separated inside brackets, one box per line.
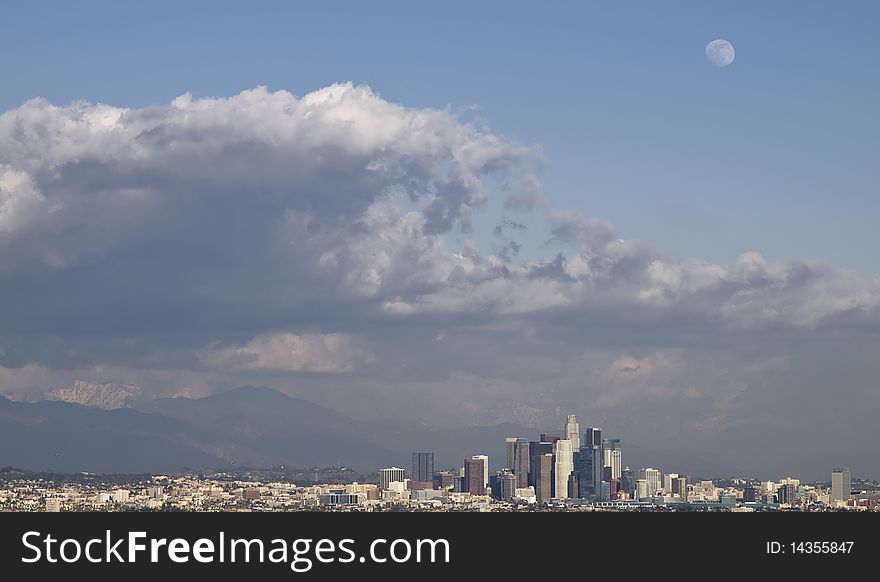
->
[831, 467, 851, 503]
[591, 445, 603, 499]
[584, 427, 602, 448]
[564, 414, 580, 451]
[534, 453, 553, 503]
[663, 472, 679, 494]
[513, 438, 530, 489]
[464, 457, 487, 495]
[553, 439, 574, 500]
[412, 452, 434, 484]
[573, 447, 594, 498]
[505, 437, 517, 471]
[472, 454, 489, 488]
[603, 438, 622, 480]
[529, 440, 554, 487]
[637, 468, 661, 497]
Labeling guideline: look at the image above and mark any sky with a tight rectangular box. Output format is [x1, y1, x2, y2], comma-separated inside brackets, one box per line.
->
[1, 1, 879, 479]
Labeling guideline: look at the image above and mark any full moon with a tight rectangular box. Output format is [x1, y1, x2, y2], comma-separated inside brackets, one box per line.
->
[705, 39, 735, 67]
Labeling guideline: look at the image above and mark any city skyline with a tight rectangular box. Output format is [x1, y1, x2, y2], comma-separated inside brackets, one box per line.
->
[1, 408, 871, 511]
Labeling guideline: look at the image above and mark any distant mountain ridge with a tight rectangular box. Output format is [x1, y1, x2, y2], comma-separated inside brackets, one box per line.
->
[0, 386, 739, 476]
[0, 387, 531, 473]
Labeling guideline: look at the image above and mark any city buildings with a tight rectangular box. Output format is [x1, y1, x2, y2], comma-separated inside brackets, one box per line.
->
[379, 467, 406, 490]
[831, 467, 851, 503]
[412, 452, 435, 484]
[564, 414, 580, 451]
[638, 468, 661, 498]
[554, 439, 574, 499]
[534, 454, 553, 503]
[0, 411, 871, 513]
[464, 457, 487, 496]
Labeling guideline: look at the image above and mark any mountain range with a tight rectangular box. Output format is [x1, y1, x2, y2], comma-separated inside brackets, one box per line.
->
[0, 384, 740, 477]
[0, 386, 528, 474]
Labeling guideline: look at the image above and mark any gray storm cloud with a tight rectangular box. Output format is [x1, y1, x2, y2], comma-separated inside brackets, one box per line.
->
[1, 84, 878, 478]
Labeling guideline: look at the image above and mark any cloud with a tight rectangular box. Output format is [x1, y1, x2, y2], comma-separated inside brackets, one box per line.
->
[200, 332, 374, 373]
[1, 84, 879, 477]
[503, 174, 548, 210]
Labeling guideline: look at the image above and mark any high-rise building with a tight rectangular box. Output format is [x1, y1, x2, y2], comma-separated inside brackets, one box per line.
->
[638, 468, 661, 497]
[663, 472, 679, 494]
[636, 479, 649, 500]
[471, 454, 489, 488]
[540, 433, 561, 443]
[379, 467, 407, 490]
[553, 439, 574, 500]
[573, 447, 595, 498]
[584, 427, 602, 448]
[529, 441, 554, 487]
[831, 467, 851, 502]
[464, 457, 487, 495]
[674, 476, 688, 501]
[534, 453, 554, 503]
[591, 445, 603, 499]
[603, 439, 622, 480]
[412, 452, 435, 484]
[505, 437, 517, 471]
[498, 470, 518, 501]
[513, 439, 530, 489]
[564, 414, 581, 451]
[777, 483, 797, 506]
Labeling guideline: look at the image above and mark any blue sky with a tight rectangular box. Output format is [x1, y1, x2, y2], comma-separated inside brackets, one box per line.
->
[3, 1, 878, 271]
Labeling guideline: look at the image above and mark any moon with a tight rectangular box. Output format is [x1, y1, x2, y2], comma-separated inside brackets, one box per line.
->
[705, 39, 735, 67]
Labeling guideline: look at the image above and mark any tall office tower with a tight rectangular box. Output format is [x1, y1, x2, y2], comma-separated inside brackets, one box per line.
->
[609, 449, 622, 480]
[638, 468, 662, 497]
[498, 470, 518, 501]
[585, 427, 602, 448]
[663, 472, 679, 493]
[512, 438, 530, 489]
[674, 476, 688, 501]
[529, 441, 554, 487]
[379, 467, 407, 490]
[831, 467, 851, 502]
[411, 452, 435, 484]
[540, 433, 561, 443]
[564, 415, 581, 451]
[534, 453, 554, 503]
[591, 446, 603, 498]
[464, 457, 487, 495]
[573, 447, 594, 498]
[636, 479, 649, 500]
[505, 437, 518, 471]
[603, 439, 622, 480]
[553, 439, 574, 499]
[471, 454, 489, 488]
